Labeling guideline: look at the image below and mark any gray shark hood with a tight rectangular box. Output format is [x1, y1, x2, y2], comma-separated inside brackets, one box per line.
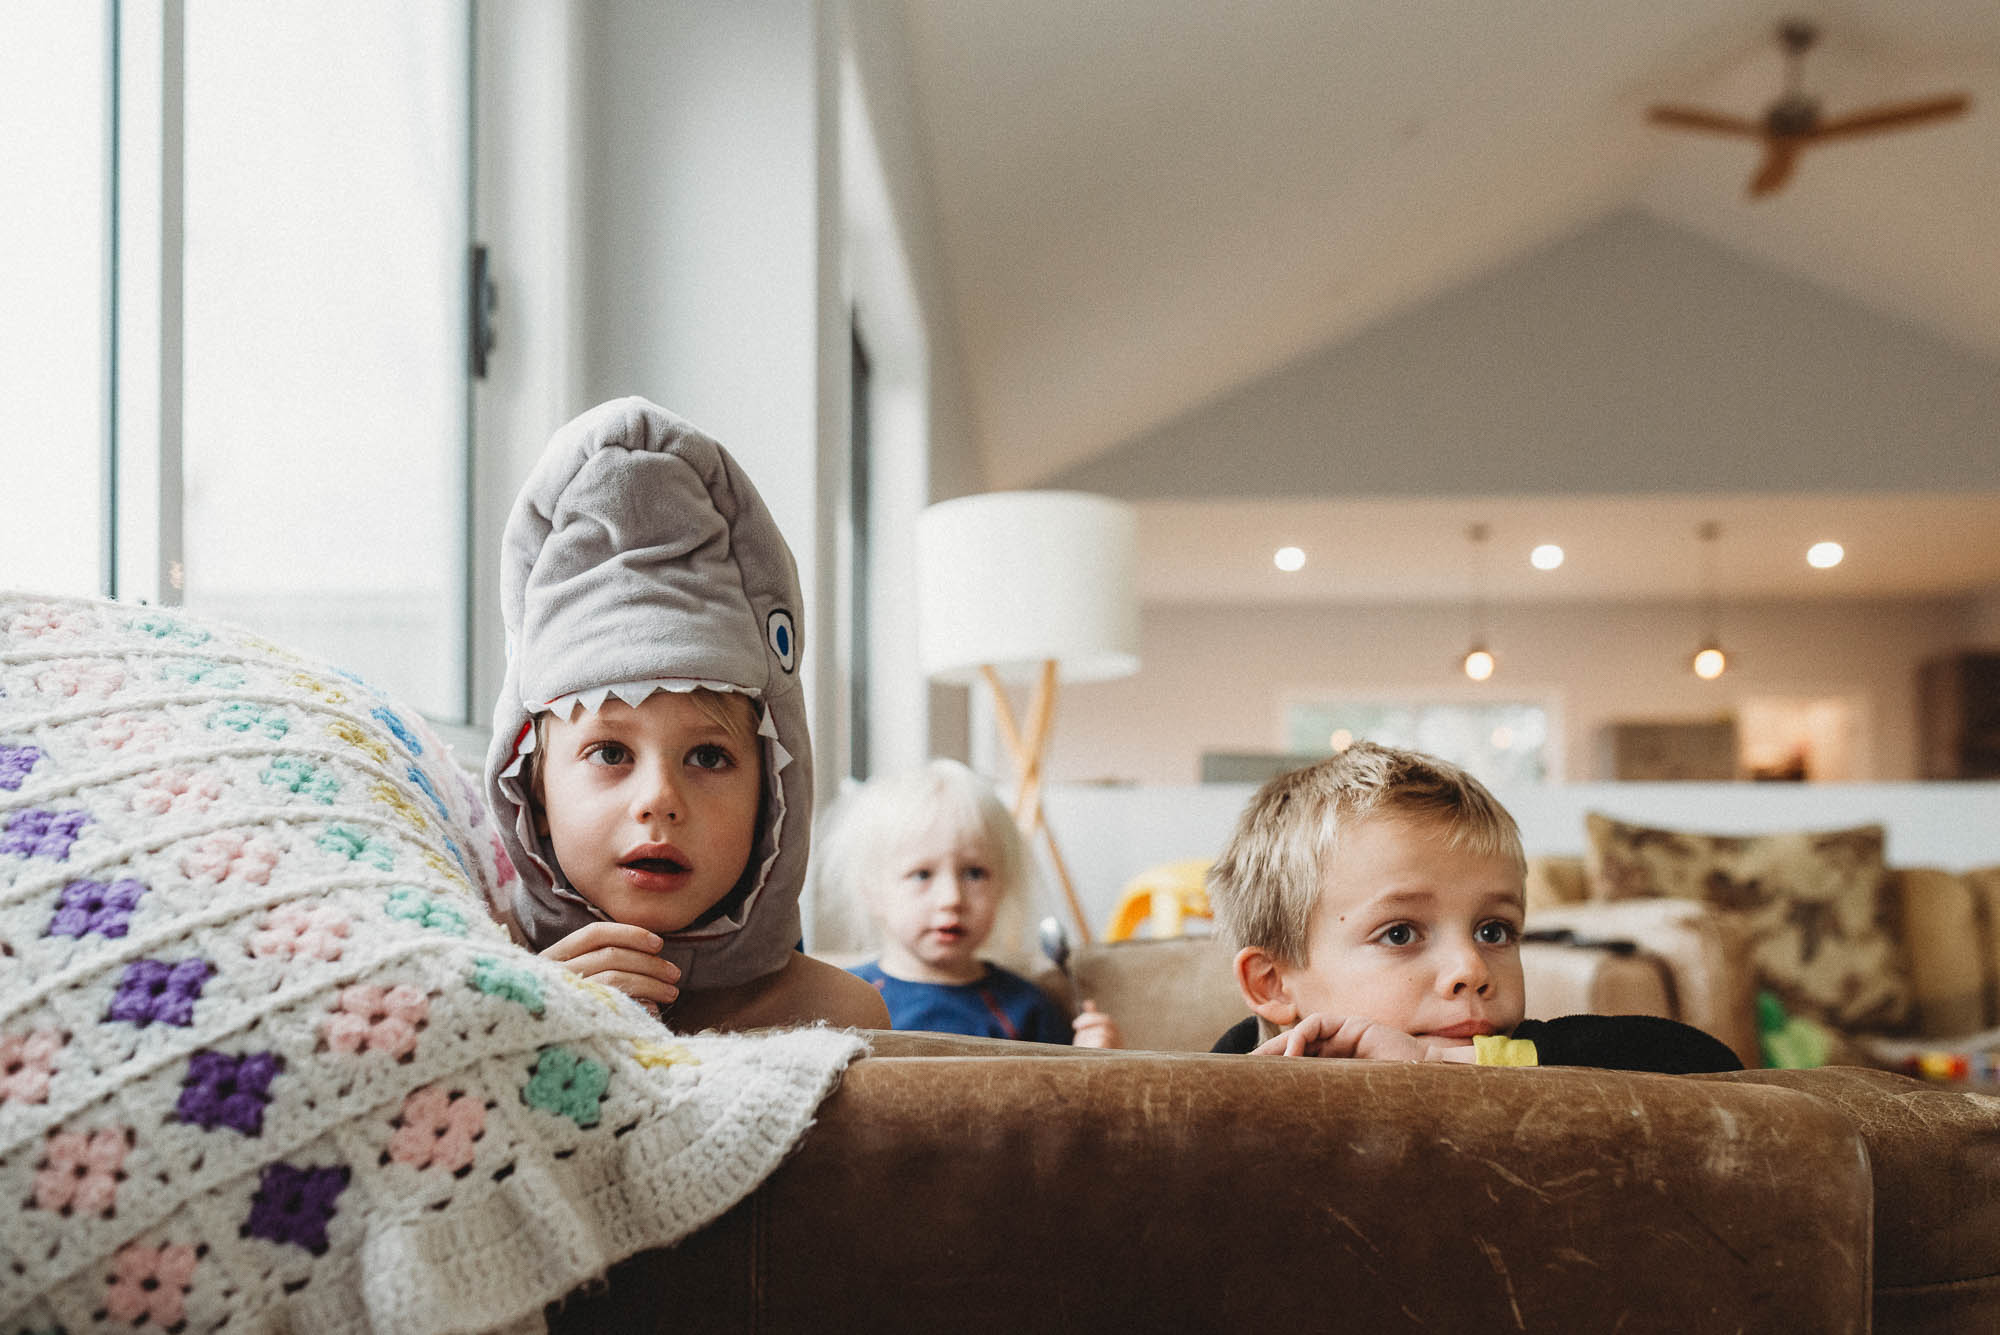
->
[484, 397, 808, 993]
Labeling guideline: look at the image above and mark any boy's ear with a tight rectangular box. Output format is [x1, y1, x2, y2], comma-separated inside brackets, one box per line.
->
[1233, 946, 1301, 1028]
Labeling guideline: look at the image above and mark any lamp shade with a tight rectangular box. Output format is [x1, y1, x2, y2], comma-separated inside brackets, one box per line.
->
[916, 490, 1140, 685]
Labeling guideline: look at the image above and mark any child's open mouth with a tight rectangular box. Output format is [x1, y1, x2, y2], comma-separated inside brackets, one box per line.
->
[624, 856, 689, 875]
[619, 850, 693, 891]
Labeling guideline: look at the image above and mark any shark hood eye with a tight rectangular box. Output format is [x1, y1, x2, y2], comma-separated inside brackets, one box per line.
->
[767, 609, 797, 673]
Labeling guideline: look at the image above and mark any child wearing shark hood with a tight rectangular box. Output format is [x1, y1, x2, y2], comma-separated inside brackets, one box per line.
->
[485, 397, 887, 1033]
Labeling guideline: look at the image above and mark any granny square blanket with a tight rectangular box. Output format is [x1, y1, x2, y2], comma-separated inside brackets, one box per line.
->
[0, 593, 863, 1334]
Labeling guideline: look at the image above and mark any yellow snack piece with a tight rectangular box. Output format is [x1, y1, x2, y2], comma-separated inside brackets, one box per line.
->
[1473, 1034, 1540, 1067]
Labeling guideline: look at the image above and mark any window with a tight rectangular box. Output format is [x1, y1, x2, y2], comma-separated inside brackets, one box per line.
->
[6, 2, 474, 721]
[177, 3, 472, 719]
[0, 3, 108, 595]
[1285, 699, 1552, 787]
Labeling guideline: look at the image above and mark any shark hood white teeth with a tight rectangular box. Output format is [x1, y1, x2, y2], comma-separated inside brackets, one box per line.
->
[484, 397, 809, 992]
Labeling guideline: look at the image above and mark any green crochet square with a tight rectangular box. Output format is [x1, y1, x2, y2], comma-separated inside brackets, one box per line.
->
[316, 824, 395, 870]
[262, 758, 341, 805]
[523, 1045, 609, 1127]
[209, 701, 290, 740]
[470, 957, 545, 1015]
[385, 886, 469, 936]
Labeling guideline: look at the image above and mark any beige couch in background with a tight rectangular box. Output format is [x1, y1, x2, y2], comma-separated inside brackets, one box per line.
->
[1531, 851, 2000, 1062]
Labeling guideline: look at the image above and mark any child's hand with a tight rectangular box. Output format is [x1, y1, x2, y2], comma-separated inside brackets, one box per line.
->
[540, 922, 682, 1014]
[1251, 1013, 1474, 1064]
[1071, 1000, 1121, 1049]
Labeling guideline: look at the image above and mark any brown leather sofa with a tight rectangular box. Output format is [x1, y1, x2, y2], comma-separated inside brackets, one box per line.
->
[546, 948, 2000, 1334]
[547, 1031, 1946, 1333]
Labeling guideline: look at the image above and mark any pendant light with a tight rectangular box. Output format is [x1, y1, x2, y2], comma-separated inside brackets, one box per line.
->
[1690, 521, 1728, 680]
[1462, 522, 1495, 681]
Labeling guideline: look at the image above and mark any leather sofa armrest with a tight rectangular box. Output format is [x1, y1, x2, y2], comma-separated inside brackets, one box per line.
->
[553, 1052, 1869, 1333]
[858, 1028, 1095, 1059]
[1721, 1066, 2000, 1333]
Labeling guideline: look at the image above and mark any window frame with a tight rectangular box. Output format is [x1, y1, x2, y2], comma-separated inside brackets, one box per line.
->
[91, 0, 481, 727]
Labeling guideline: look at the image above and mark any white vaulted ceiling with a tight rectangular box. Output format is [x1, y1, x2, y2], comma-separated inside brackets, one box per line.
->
[880, 0, 2000, 604]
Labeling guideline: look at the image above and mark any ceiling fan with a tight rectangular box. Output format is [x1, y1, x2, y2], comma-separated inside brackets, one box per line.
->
[1647, 19, 1971, 198]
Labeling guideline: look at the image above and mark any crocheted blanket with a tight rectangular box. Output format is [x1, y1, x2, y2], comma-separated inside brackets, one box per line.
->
[0, 593, 864, 1334]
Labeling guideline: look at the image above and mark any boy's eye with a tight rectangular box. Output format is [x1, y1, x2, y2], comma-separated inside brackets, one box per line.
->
[686, 743, 735, 771]
[1476, 920, 1520, 946]
[903, 866, 933, 882]
[1377, 922, 1417, 947]
[583, 741, 632, 766]
[963, 865, 990, 882]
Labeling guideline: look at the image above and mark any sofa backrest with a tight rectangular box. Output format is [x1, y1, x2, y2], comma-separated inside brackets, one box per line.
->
[1031, 936, 1246, 1052]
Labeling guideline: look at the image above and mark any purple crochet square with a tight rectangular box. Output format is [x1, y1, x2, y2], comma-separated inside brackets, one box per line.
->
[244, 1162, 349, 1255]
[1, 808, 88, 860]
[177, 1049, 282, 1135]
[48, 877, 148, 939]
[0, 744, 41, 791]
[107, 958, 213, 1027]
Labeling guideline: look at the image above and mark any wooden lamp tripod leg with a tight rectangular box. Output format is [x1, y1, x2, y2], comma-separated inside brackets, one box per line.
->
[980, 660, 1093, 944]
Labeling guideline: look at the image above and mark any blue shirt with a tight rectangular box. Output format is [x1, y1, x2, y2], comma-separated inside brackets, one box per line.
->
[849, 960, 1072, 1044]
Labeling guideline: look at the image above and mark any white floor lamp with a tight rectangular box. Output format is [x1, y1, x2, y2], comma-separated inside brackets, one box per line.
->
[916, 491, 1140, 945]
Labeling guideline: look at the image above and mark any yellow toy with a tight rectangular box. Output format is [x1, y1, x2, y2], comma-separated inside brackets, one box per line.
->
[1105, 859, 1214, 941]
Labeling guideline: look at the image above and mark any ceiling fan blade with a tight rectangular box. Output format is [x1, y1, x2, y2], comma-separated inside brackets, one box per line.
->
[1811, 94, 1971, 141]
[1646, 105, 1764, 137]
[1748, 140, 1801, 197]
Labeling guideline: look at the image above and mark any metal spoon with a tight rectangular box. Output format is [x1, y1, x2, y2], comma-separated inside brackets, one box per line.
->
[1038, 915, 1076, 1003]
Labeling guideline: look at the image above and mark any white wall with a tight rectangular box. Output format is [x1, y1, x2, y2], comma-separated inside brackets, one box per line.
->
[842, 0, 983, 769]
[564, 0, 830, 742]
[1051, 595, 1976, 786]
[839, 2, 982, 779]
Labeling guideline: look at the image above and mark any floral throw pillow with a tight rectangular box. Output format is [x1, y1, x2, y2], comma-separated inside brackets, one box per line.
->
[1583, 812, 1910, 1033]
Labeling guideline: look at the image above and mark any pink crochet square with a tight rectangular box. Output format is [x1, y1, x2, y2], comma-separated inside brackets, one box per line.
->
[323, 984, 429, 1060]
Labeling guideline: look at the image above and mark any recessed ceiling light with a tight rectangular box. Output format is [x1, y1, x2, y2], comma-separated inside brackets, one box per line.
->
[1274, 546, 1306, 572]
[1529, 544, 1564, 571]
[1807, 541, 1844, 569]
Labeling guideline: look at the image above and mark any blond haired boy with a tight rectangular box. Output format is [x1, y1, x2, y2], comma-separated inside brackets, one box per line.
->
[1206, 743, 1739, 1072]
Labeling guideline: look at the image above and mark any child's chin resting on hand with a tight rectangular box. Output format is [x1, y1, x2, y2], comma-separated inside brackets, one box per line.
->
[1207, 742, 1740, 1075]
